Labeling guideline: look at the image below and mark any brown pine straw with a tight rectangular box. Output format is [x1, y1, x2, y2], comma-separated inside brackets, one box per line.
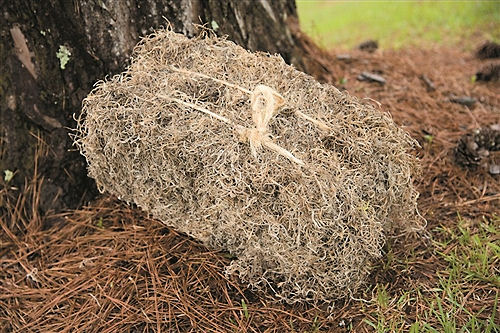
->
[1, 41, 498, 332]
[0, 188, 321, 332]
[332, 46, 500, 221]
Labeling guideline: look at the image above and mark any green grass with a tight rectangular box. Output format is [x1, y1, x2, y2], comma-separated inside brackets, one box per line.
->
[435, 215, 500, 286]
[362, 215, 499, 332]
[297, 0, 500, 49]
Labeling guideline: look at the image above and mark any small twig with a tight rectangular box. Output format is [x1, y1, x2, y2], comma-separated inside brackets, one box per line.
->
[420, 75, 436, 91]
[455, 193, 500, 207]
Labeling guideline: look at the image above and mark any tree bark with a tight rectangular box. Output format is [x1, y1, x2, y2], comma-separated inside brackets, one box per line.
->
[0, 0, 329, 213]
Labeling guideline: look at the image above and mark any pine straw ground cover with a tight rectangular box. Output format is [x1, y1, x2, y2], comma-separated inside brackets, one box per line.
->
[1, 45, 499, 332]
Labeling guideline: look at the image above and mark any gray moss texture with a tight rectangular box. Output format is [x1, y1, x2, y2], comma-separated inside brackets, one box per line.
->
[74, 29, 421, 304]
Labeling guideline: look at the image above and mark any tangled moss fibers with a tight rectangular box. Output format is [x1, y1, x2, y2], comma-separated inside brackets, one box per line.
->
[74, 29, 420, 304]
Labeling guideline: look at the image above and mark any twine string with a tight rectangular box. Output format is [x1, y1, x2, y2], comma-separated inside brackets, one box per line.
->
[238, 85, 304, 166]
[166, 67, 334, 166]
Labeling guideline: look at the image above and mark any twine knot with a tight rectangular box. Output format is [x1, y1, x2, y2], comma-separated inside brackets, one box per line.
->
[238, 85, 304, 166]
[167, 67, 333, 166]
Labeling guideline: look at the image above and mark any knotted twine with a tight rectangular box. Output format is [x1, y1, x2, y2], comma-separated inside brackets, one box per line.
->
[167, 67, 333, 166]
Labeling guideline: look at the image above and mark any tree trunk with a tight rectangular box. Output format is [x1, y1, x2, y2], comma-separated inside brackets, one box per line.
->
[0, 0, 330, 213]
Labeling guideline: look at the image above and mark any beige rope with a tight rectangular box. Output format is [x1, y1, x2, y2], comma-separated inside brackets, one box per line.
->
[295, 110, 331, 131]
[168, 67, 331, 131]
[168, 97, 232, 124]
[165, 67, 342, 165]
[165, 85, 304, 166]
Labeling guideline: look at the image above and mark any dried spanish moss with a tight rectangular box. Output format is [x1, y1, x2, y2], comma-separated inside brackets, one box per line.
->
[73, 29, 421, 304]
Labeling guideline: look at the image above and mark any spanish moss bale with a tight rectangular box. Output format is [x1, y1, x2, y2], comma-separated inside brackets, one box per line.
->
[74, 29, 421, 304]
